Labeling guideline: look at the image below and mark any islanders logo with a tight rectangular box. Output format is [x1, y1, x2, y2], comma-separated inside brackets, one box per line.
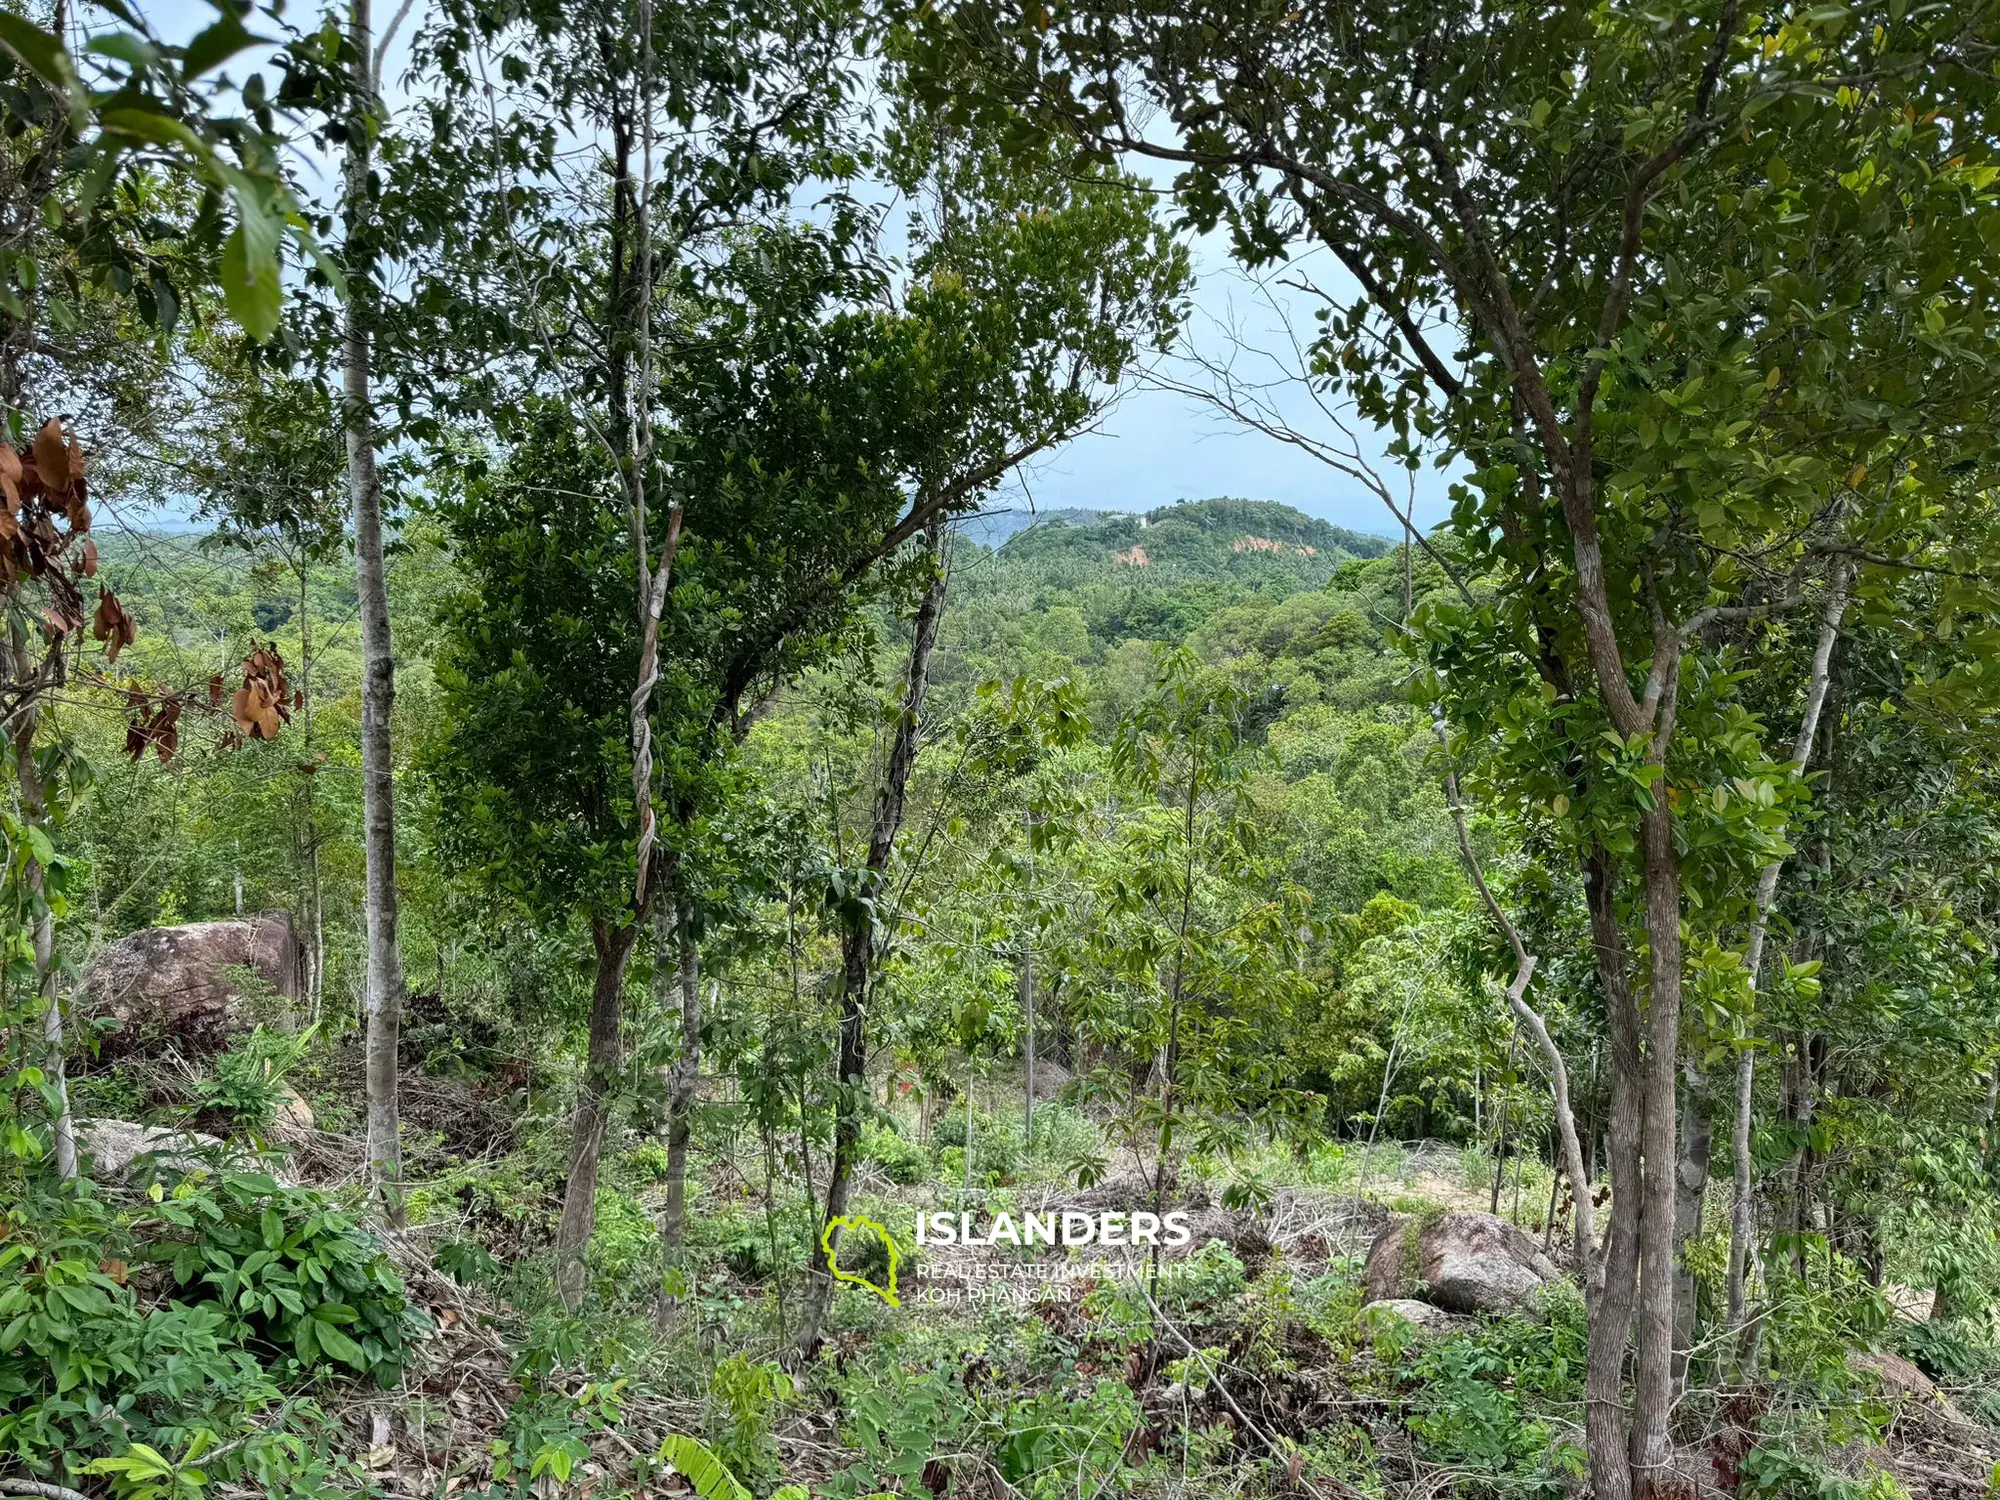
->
[822, 1213, 902, 1307]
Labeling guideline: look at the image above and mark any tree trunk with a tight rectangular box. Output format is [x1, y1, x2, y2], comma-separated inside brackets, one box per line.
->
[661, 894, 701, 1251]
[1672, 1065, 1714, 1394]
[1727, 568, 1848, 1345]
[1629, 793, 1687, 1492]
[298, 559, 327, 1025]
[1020, 805, 1040, 1143]
[794, 523, 948, 1363]
[10, 623, 72, 1180]
[556, 917, 641, 1307]
[345, 0, 405, 1226]
[1583, 846, 1642, 1500]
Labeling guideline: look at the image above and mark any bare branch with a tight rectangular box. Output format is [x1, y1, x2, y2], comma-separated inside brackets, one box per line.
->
[1434, 721, 1597, 1287]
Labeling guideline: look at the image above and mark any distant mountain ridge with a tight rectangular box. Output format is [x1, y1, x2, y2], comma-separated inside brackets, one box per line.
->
[979, 498, 1392, 590]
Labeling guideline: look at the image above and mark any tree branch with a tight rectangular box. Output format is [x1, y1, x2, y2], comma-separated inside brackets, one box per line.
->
[1434, 721, 1597, 1287]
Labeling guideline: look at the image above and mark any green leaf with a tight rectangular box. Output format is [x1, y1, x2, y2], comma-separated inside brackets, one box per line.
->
[181, 12, 265, 79]
[220, 219, 282, 340]
[0, 12, 75, 86]
[95, 105, 212, 158]
[86, 32, 159, 69]
[312, 1318, 366, 1369]
[657, 1436, 751, 1500]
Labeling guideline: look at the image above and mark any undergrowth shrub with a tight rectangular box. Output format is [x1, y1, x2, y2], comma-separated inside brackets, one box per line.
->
[188, 1025, 316, 1133]
[1757, 1255, 1892, 1392]
[588, 1187, 660, 1288]
[707, 1354, 791, 1492]
[1395, 1303, 1587, 1497]
[141, 1168, 422, 1385]
[1894, 1316, 1999, 1384]
[932, 1108, 1022, 1183]
[0, 1168, 417, 1486]
[859, 1122, 927, 1185]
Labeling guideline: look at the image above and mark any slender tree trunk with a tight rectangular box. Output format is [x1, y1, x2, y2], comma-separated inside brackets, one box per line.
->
[662, 887, 701, 1251]
[10, 623, 72, 1180]
[795, 524, 948, 1363]
[1019, 940, 1034, 1143]
[1629, 792, 1686, 1492]
[1583, 846, 1642, 1500]
[298, 560, 324, 1024]
[1020, 805, 1040, 1143]
[1488, 1027, 1515, 1213]
[1672, 1063, 1714, 1393]
[556, 917, 642, 1307]
[1727, 568, 1847, 1349]
[345, 0, 405, 1226]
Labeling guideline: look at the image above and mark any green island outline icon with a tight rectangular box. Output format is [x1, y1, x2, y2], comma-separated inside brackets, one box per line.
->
[822, 1213, 902, 1307]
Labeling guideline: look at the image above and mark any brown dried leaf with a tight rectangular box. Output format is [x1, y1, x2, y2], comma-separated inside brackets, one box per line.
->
[78, 538, 98, 577]
[208, 672, 224, 706]
[0, 446, 18, 514]
[91, 586, 136, 661]
[33, 419, 68, 495]
[152, 701, 180, 764]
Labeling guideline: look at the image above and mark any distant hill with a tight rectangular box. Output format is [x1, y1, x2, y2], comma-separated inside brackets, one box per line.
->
[956, 506, 1128, 549]
[991, 498, 1392, 588]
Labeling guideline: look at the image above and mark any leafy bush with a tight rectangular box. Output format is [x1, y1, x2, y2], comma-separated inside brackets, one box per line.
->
[1896, 1316, 2000, 1383]
[621, 1142, 674, 1183]
[0, 1169, 417, 1484]
[707, 1354, 792, 1491]
[992, 1381, 1141, 1500]
[142, 1168, 422, 1387]
[587, 1187, 660, 1286]
[1022, 1104, 1098, 1171]
[1740, 1445, 1908, 1500]
[1395, 1306, 1587, 1497]
[437, 1239, 504, 1287]
[931, 1109, 1022, 1182]
[188, 1025, 316, 1132]
[859, 1123, 928, 1185]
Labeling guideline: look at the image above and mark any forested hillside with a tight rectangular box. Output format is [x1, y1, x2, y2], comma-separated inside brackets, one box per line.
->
[6, 3, 2000, 1500]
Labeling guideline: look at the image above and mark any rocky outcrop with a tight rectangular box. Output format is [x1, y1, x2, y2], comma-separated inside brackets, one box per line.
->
[1359, 1297, 1458, 1342]
[80, 913, 301, 1058]
[78, 1118, 223, 1178]
[1363, 1210, 1562, 1314]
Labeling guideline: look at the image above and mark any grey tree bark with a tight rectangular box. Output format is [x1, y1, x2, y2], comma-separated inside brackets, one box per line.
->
[556, 918, 642, 1307]
[1437, 734, 1596, 1285]
[1672, 1062, 1713, 1392]
[662, 889, 701, 1253]
[1725, 568, 1849, 1351]
[794, 523, 948, 1363]
[345, 0, 407, 1226]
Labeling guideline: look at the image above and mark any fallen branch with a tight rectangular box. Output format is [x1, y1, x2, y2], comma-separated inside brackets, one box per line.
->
[0, 1478, 97, 1500]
